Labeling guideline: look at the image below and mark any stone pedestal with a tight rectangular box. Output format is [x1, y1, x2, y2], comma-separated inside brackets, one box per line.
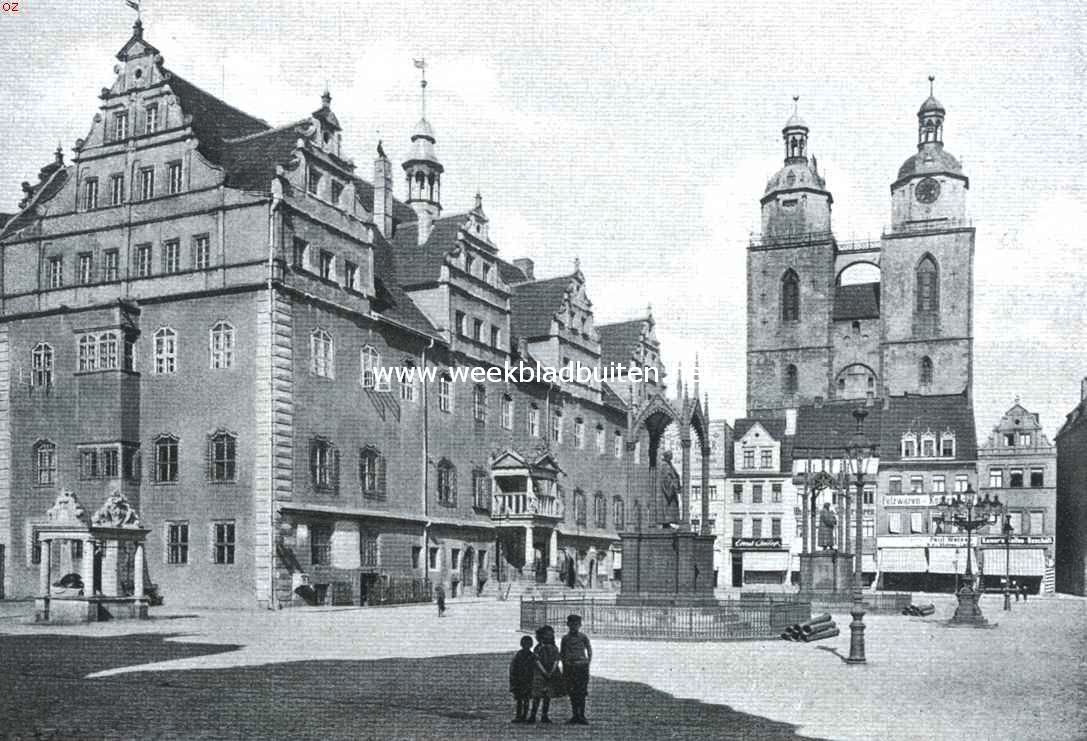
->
[950, 584, 988, 626]
[617, 530, 716, 605]
[799, 551, 855, 594]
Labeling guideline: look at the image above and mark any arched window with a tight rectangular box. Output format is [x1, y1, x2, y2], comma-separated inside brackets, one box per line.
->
[153, 328, 177, 374]
[33, 440, 57, 486]
[473, 383, 486, 423]
[310, 329, 334, 378]
[916, 256, 939, 314]
[99, 332, 118, 370]
[594, 491, 606, 528]
[528, 403, 540, 437]
[31, 343, 54, 387]
[210, 322, 234, 369]
[501, 394, 514, 430]
[437, 458, 456, 505]
[399, 358, 416, 401]
[207, 430, 236, 482]
[783, 364, 798, 394]
[359, 445, 386, 498]
[551, 409, 563, 444]
[574, 418, 585, 449]
[360, 345, 379, 389]
[78, 334, 97, 372]
[153, 434, 179, 482]
[309, 436, 339, 492]
[781, 270, 800, 321]
[920, 356, 934, 386]
[574, 489, 587, 526]
[438, 372, 452, 412]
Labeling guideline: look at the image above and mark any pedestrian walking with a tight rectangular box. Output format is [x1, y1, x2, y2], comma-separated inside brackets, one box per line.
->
[1020, 581, 1029, 601]
[435, 584, 446, 616]
[509, 635, 535, 723]
[560, 614, 592, 725]
[1012, 580, 1020, 602]
[528, 625, 562, 724]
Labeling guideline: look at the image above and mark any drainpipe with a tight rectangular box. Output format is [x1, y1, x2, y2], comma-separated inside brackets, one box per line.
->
[421, 336, 435, 588]
[267, 187, 282, 610]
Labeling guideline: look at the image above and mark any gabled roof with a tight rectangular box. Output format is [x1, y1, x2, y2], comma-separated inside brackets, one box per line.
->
[509, 274, 574, 340]
[833, 282, 880, 321]
[601, 382, 628, 412]
[389, 214, 469, 286]
[598, 318, 648, 368]
[164, 72, 270, 160]
[497, 258, 529, 285]
[370, 231, 440, 338]
[793, 402, 884, 457]
[1, 165, 70, 240]
[734, 417, 787, 442]
[216, 123, 305, 191]
[880, 391, 977, 462]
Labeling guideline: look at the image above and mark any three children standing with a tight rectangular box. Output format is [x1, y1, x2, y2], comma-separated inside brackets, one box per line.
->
[509, 614, 591, 726]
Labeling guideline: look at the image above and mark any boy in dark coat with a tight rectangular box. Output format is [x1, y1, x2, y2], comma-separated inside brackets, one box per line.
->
[509, 635, 535, 722]
[560, 614, 592, 725]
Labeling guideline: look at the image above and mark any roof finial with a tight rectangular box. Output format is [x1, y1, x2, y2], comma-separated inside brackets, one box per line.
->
[55, 142, 64, 164]
[413, 58, 428, 119]
[474, 190, 482, 210]
[321, 84, 331, 109]
[646, 302, 653, 318]
[928, 75, 935, 96]
[676, 362, 684, 402]
[792, 94, 799, 115]
[573, 256, 580, 273]
[693, 353, 701, 399]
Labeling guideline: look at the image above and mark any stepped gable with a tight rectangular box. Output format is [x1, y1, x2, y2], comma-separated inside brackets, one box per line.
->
[509, 274, 575, 342]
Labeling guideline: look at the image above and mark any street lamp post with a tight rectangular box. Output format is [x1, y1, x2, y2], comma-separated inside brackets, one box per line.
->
[937, 487, 1003, 626]
[843, 408, 877, 665]
[1002, 513, 1014, 611]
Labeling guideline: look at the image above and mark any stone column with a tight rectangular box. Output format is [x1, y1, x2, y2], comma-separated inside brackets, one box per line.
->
[523, 524, 534, 576]
[59, 538, 72, 576]
[39, 539, 51, 596]
[701, 444, 711, 536]
[547, 529, 561, 584]
[82, 538, 96, 595]
[134, 543, 145, 599]
[101, 541, 119, 597]
[680, 438, 692, 532]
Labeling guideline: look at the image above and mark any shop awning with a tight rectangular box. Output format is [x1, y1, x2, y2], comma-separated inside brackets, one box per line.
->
[982, 549, 1046, 577]
[743, 551, 790, 571]
[862, 554, 878, 573]
[928, 547, 978, 574]
[879, 548, 928, 573]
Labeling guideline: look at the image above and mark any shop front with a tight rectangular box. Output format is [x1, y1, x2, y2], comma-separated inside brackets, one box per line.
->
[731, 537, 789, 587]
[979, 535, 1052, 594]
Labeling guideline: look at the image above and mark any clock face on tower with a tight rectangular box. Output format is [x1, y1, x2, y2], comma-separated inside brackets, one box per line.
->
[915, 177, 941, 204]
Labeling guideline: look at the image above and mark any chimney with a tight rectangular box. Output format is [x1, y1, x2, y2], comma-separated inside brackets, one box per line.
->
[513, 258, 535, 281]
[373, 150, 393, 237]
[416, 211, 434, 246]
[785, 408, 797, 436]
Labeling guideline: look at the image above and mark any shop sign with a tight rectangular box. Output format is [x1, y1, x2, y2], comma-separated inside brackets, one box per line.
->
[883, 494, 940, 507]
[979, 535, 1053, 546]
[731, 537, 782, 549]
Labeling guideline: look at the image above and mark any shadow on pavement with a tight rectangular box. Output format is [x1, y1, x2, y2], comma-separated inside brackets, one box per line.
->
[0, 634, 827, 740]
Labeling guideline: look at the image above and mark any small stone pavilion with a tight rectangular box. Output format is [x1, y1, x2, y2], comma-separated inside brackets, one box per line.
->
[34, 490, 151, 623]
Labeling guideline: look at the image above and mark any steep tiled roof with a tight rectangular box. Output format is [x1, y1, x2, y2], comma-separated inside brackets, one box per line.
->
[598, 319, 645, 368]
[601, 382, 628, 412]
[496, 258, 529, 285]
[880, 391, 977, 462]
[370, 231, 440, 338]
[733, 417, 787, 442]
[509, 275, 572, 340]
[354, 179, 418, 227]
[389, 214, 468, 286]
[833, 282, 880, 321]
[165, 72, 270, 159]
[793, 402, 884, 457]
[217, 124, 305, 191]
[1, 167, 70, 239]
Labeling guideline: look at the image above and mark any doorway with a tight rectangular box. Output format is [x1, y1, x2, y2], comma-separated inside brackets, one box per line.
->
[731, 552, 743, 588]
[462, 547, 474, 592]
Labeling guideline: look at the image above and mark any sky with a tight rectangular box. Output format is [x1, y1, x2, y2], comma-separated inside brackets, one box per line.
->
[1, 0, 1084, 439]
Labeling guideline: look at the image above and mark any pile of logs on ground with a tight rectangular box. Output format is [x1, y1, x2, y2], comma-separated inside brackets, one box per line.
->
[902, 603, 936, 617]
[780, 613, 840, 642]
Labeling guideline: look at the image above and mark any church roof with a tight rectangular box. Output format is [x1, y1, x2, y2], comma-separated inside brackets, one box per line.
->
[509, 275, 574, 340]
[597, 318, 649, 368]
[764, 161, 827, 195]
[833, 282, 880, 321]
[896, 144, 963, 182]
[918, 94, 945, 115]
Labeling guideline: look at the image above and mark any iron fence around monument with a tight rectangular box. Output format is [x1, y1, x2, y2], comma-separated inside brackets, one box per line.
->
[740, 590, 912, 614]
[519, 596, 811, 641]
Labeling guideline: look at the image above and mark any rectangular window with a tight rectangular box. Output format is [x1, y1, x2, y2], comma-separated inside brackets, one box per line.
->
[209, 434, 236, 482]
[144, 104, 159, 134]
[360, 531, 378, 567]
[771, 517, 782, 538]
[1030, 467, 1044, 487]
[955, 475, 969, 493]
[439, 375, 452, 412]
[887, 512, 902, 534]
[529, 407, 540, 437]
[771, 483, 782, 503]
[310, 525, 332, 566]
[193, 235, 210, 270]
[709, 486, 718, 500]
[48, 257, 63, 289]
[751, 484, 763, 504]
[732, 518, 743, 538]
[751, 518, 763, 538]
[136, 244, 152, 277]
[614, 431, 622, 458]
[743, 449, 754, 469]
[292, 238, 307, 268]
[1029, 511, 1044, 534]
[139, 167, 154, 200]
[101, 448, 119, 478]
[122, 445, 140, 482]
[429, 546, 439, 570]
[213, 522, 235, 564]
[910, 476, 924, 494]
[1019, 433, 1032, 447]
[733, 484, 743, 503]
[110, 174, 125, 205]
[910, 511, 925, 533]
[455, 311, 466, 337]
[922, 438, 935, 457]
[80, 449, 98, 479]
[473, 318, 484, 343]
[888, 476, 902, 495]
[112, 111, 128, 141]
[595, 426, 605, 454]
[863, 486, 875, 504]
[903, 439, 916, 457]
[78, 253, 94, 285]
[411, 546, 422, 569]
[330, 179, 344, 205]
[941, 437, 955, 457]
[551, 412, 563, 444]
[104, 249, 119, 282]
[989, 468, 1003, 488]
[154, 329, 177, 374]
[760, 449, 773, 469]
[83, 178, 99, 210]
[931, 475, 945, 494]
[162, 239, 180, 274]
[490, 325, 500, 348]
[863, 516, 875, 538]
[501, 396, 513, 430]
[472, 471, 491, 511]
[1009, 468, 1024, 488]
[168, 161, 183, 194]
[1004, 433, 1015, 446]
[319, 250, 333, 281]
[155, 438, 179, 482]
[36, 443, 57, 485]
[574, 420, 585, 449]
[166, 522, 188, 564]
[344, 261, 357, 291]
[308, 169, 321, 196]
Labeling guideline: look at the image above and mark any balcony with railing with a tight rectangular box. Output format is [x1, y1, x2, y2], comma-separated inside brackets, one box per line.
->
[883, 217, 973, 237]
[491, 493, 564, 520]
[748, 229, 834, 250]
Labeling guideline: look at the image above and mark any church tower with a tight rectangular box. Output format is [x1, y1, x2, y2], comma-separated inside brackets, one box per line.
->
[402, 60, 443, 244]
[879, 78, 974, 397]
[746, 99, 837, 416]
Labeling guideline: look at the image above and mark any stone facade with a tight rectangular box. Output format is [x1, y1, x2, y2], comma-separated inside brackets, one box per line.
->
[0, 22, 687, 607]
[1055, 380, 1087, 596]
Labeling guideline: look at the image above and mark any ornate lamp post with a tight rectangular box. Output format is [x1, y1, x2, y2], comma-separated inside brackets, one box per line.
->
[843, 408, 877, 664]
[936, 487, 1003, 625]
[1001, 511, 1014, 611]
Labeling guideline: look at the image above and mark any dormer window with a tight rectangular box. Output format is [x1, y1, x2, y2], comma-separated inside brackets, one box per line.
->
[940, 432, 955, 457]
[330, 179, 344, 206]
[901, 432, 917, 458]
[144, 104, 159, 134]
[481, 263, 491, 284]
[308, 169, 322, 196]
[921, 432, 936, 457]
[112, 111, 129, 141]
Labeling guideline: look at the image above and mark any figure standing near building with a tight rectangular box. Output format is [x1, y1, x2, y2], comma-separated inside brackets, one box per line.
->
[529, 625, 562, 723]
[509, 635, 535, 723]
[435, 584, 446, 616]
[560, 614, 592, 725]
[818, 502, 837, 551]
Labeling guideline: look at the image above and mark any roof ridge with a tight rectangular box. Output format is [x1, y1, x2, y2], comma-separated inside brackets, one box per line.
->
[222, 119, 307, 144]
[165, 70, 271, 128]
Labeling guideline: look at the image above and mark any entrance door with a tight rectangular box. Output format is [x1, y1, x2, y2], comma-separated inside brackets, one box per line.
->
[588, 558, 598, 589]
[461, 548, 474, 591]
[731, 552, 743, 588]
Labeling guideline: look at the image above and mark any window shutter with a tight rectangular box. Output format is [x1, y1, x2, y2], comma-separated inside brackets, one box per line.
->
[450, 466, 457, 505]
[206, 436, 213, 481]
[309, 440, 318, 487]
[378, 454, 386, 495]
[333, 448, 341, 494]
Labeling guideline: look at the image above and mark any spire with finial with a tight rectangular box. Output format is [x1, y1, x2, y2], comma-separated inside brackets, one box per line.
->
[474, 190, 483, 211]
[693, 353, 701, 399]
[573, 256, 581, 274]
[783, 94, 809, 163]
[55, 142, 64, 165]
[321, 86, 331, 110]
[929, 74, 935, 96]
[917, 75, 945, 145]
[413, 58, 428, 119]
[675, 362, 684, 402]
